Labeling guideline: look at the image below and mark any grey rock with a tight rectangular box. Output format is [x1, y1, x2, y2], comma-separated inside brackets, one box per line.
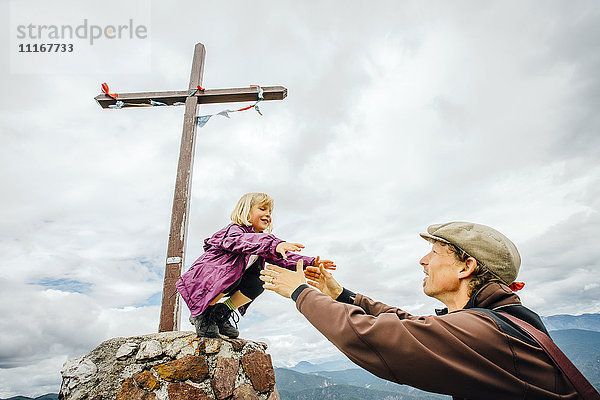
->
[119, 363, 144, 380]
[135, 339, 163, 361]
[164, 335, 199, 358]
[204, 338, 222, 354]
[116, 342, 139, 360]
[60, 356, 98, 400]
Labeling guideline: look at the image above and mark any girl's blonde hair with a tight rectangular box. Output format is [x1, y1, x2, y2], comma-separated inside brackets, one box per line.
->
[230, 192, 274, 232]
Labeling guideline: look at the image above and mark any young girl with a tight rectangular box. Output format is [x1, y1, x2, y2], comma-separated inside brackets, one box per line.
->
[176, 192, 335, 338]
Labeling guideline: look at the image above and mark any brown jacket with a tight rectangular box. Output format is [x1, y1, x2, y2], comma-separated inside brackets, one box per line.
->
[295, 282, 579, 399]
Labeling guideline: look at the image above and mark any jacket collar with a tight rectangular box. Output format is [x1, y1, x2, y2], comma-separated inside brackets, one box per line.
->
[465, 282, 521, 309]
[435, 282, 521, 316]
[236, 223, 255, 233]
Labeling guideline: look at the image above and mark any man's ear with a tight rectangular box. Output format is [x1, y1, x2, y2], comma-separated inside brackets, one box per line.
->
[458, 258, 478, 280]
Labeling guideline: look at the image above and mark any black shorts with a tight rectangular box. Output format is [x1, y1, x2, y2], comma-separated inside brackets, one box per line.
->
[223, 261, 264, 300]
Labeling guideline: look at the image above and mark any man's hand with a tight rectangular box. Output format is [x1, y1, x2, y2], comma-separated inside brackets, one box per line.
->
[260, 260, 306, 298]
[275, 242, 305, 259]
[304, 264, 343, 300]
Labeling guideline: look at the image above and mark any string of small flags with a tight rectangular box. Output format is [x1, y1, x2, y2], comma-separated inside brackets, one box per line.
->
[100, 83, 265, 127]
[196, 85, 264, 128]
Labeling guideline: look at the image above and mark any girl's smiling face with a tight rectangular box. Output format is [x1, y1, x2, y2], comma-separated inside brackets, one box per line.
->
[249, 203, 272, 232]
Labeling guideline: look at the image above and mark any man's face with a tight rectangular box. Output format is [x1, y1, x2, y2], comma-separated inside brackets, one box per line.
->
[420, 241, 463, 302]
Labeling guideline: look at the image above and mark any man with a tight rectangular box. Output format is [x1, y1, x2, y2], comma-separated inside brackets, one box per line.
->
[260, 221, 581, 399]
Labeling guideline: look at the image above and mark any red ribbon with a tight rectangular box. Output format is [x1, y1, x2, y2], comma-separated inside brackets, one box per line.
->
[236, 105, 254, 112]
[197, 85, 205, 91]
[236, 85, 262, 111]
[509, 281, 525, 291]
[101, 83, 118, 100]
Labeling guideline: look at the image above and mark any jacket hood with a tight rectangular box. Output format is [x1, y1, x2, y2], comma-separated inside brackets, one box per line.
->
[465, 282, 521, 310]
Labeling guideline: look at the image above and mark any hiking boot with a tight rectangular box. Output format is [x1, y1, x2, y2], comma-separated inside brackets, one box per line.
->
[211, 303, 240, 338]
[189, 305, 219, 338]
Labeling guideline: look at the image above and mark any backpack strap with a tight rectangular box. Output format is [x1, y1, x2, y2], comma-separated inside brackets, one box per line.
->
[468, 306, 542, 347]
[499, 311, 600, 400]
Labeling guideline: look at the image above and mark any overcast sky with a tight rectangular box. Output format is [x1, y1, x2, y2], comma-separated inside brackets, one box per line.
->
[1, 0, 599, 397]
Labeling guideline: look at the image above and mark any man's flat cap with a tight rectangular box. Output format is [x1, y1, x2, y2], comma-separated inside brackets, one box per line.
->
[420, 222, 521, 284]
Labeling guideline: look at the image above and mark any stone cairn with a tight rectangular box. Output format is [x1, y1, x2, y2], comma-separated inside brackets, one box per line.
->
[59, 331, 279, 400]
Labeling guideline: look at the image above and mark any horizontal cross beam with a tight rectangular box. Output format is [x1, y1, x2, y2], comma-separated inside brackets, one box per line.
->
[94, 86, 287, 109]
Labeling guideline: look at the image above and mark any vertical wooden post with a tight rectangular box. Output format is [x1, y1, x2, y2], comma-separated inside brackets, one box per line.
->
[159, 43, 206, 332]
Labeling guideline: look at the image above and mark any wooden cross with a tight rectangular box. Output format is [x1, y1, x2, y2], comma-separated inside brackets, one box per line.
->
[95, 43, 287, 332]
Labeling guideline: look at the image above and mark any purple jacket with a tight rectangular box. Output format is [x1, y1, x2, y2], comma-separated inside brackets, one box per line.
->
[176, 223, 316, 317]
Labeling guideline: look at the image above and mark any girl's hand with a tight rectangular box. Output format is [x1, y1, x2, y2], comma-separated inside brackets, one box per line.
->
[276, 242, 305, 259]
[313, 256, 336, 270]
[304, 263, 343, 300]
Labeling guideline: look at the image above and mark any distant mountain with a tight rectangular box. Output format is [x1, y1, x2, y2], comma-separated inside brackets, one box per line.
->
[278, 384, 441, 400]
[0, 398, 31, 400]
[543, 313, 600, 332]
[552, 329, 600, 389]
[274, 367, 334, 392]
[311, 368, 438, 396]
[275, 367, 444, 400]
[288, 359, 355, 373]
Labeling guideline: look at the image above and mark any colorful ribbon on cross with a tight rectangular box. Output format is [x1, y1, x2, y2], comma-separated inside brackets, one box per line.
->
[196, 85, 264, 128]
[170, 85, 206, 106]
[102, 83, 169, 109]
[101, 83, 118, 101]
[100, 83, 265, 126]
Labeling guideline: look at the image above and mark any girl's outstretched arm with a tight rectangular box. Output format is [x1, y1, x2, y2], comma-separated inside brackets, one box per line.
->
[266, 254, 336, 271]
[275, 242, 305, 258]
[209, 224, 286, 257]
[265, 251, 314, 271]
[210, 224, 313, 262]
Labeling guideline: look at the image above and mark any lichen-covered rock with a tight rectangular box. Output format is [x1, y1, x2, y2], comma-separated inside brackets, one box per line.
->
[116, 378, 156, 400]
[211, 357, 239, 399]
[153, 355, 209, 382]
[132, 370, 160, 391]
[241, 351, 276, 393]
[59, 332, 277, 400]
[233, 383, 259, 400]
[225, 338, 246, 352]
[167, 382, 212, 400]
[59, 331, 196, 399]
[204, 338, 222, 354]
[164, 335, 199, 358]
